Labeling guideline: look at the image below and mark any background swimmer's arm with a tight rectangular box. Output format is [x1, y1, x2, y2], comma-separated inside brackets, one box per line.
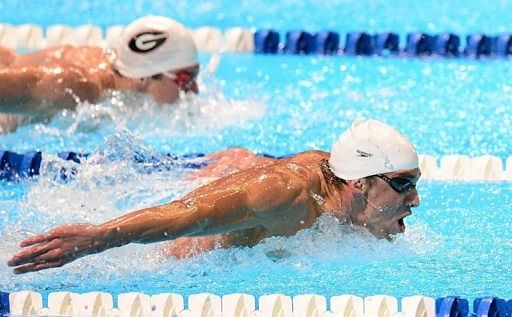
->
[0, 69, 39, 113]
[8, 167, 307, 273]
[0, 66, 101, 115]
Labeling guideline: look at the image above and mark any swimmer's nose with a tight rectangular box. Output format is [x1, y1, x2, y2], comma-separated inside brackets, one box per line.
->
[409, 188, 420, 207]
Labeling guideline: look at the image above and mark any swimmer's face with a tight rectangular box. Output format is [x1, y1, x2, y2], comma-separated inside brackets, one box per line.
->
[144, 65, 199, 104]
[145, 74, 180, 104]
[357, 168, 421, 239]
[169, 65, 199, 93]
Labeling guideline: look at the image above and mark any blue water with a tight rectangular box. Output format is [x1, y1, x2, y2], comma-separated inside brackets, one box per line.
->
[1, 54, 512, 159]
[1, 0, 512, 303]
[3, 0, 512, 35]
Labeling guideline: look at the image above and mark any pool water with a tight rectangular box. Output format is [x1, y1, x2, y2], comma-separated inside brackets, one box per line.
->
[1, 0, 512, 303]
[1, 175, 512, 299]
[1, 54, 511, 158]
[4, 0, 512, 34]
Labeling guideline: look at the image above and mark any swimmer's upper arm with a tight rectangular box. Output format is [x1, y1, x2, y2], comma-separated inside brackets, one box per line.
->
[0, 69, 39, 112]
[0, 66, 101, 114]
[177, 165, 307, 236]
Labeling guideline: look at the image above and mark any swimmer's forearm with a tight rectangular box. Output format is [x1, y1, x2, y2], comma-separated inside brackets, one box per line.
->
[98, 201, 216, 247]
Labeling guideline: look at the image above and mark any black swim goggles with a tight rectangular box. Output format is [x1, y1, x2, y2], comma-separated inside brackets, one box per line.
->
[375, 174, 416, 193]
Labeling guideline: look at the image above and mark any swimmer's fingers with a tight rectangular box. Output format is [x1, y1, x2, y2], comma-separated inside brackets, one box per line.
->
[19, 224, 87, 247]
[8, 239, 60, 267]
[19, 230, 60, 247]
[13, 259, 65, 274]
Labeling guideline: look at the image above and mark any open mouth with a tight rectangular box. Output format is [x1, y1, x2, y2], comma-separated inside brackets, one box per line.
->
[398, 217, 406, 233]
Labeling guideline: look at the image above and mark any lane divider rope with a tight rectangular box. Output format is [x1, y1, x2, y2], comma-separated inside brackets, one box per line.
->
[1, 23, 510, 58]
[0, 150, 511, 182]
[1, 291, 511, 317]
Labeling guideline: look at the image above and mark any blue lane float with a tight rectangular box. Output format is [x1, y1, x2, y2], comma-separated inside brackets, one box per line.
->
[251, 29, 512, 58]
[254, 29, 280, 54]
[432, 33, 460, 57]
[314, 31, 340, 55]
[0, 150, 41, 181]
[284, 31, 315, 54]
[405, 32, 434, 56]
[474, 297, 511, 317]
[57, 151, 89, 163]
[373, 33, 399, 56]
[344, 32, 373, 55]
[19, 151, 42, 178]
[0, 291, 9, 317]
[494, 34, 512, 57]
[436, 296, 469, 317]
[466, 34, 493, 58]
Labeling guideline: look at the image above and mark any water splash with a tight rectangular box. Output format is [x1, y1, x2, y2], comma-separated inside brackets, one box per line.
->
[50, 78, 267, 138]
[0, 77, 267, 153]
[0, 208, 441, 295]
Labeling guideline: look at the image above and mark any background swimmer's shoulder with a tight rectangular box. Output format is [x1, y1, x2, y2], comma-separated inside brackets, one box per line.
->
[61, 46, 114, 71]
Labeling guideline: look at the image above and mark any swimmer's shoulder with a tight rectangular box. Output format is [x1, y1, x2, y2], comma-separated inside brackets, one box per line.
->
[62, 46, 117, 72]
[19, 45, 115, 71]
[0, 46, 17, 67]
[58, 46, 116, 96]
[288, 150, 330, 165]
[268, 150, 328, 183]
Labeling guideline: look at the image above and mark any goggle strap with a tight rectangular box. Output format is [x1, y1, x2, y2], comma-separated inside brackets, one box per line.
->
[163, 71, 177, 80]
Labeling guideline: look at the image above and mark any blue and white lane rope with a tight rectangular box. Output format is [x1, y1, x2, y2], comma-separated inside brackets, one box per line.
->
[1, 291, 512, 317]
[0, 150, 511, 182]
[1, 22, 512, 58]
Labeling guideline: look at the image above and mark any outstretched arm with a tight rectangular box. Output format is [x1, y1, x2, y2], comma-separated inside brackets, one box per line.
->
[0, 66, 101, 115]
[8, 164, 307, 273]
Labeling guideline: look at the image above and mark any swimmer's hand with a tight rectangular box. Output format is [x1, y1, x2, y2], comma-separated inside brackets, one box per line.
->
[7, 224, 110, 274]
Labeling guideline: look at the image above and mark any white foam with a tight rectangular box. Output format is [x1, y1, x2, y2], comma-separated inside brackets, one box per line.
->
[43, 78, 267, 138]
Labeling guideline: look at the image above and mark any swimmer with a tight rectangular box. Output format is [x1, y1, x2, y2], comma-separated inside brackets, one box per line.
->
[8, 119, 421, 273]
[0, 15, 199, 130]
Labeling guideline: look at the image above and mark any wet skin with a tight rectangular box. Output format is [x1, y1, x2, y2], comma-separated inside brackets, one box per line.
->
[0, 45, 199, 117]
[7, 148, 420, 273]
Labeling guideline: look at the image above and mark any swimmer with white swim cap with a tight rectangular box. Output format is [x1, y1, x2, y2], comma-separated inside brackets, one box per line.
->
[9, 119, 421, 273]
[0, 15, 199, 131]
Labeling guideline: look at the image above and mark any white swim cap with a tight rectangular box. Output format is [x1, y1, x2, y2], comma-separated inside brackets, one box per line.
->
[114, 15, 198, 78]
[329, 119, 419, 180]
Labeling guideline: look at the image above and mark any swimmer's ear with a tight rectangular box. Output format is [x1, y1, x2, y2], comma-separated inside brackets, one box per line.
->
[353, 178, 369, 193]
[347, 179, 363, 193]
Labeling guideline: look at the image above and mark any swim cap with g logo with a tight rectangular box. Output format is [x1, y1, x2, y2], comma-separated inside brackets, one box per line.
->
[114, 15, 198, 78]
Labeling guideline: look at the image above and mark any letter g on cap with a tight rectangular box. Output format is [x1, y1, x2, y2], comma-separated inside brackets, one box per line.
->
[129, 31, 168, 53]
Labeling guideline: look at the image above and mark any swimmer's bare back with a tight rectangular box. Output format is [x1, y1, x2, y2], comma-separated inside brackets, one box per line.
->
[0, 45, 116, 116]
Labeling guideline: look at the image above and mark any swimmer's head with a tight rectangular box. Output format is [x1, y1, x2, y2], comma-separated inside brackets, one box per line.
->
[329, 119, 419, 180]
[327, 119, 420, 239]
[114, 15, 198, 79]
